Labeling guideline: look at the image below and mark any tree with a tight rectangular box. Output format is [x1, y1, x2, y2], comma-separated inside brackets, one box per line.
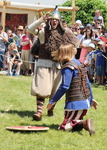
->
[61, 0, 107, 29]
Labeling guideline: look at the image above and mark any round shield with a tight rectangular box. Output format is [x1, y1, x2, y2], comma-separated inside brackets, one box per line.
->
[6, 126, 49, 132]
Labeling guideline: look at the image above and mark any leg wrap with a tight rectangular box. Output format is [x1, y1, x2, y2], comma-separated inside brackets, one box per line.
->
[36, 98, 45, 114]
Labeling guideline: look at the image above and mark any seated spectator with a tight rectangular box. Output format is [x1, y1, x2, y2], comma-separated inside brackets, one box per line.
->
[4, 42, 22, 76]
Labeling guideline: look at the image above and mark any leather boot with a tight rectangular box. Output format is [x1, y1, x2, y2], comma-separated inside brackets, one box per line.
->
[47, 110, 54, 116]
[33, 112, 42, 121]
[72, 121, 83, 132]
[47, 103, 55, 116]
[83, 118, 95, 136]
[33, 98, 44, 121]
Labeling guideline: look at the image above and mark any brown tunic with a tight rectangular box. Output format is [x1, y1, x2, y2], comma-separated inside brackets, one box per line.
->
[38, 27, 78, 60]
[62, 61, 90, 102]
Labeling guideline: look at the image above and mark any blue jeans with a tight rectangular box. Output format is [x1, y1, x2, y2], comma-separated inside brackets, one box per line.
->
[0, 51, 5, 68]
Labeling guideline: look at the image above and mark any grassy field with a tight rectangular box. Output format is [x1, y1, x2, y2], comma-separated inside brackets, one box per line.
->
[0, 75, 107, 150]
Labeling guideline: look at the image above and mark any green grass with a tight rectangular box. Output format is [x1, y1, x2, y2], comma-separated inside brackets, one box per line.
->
[0, 75, 107, 150]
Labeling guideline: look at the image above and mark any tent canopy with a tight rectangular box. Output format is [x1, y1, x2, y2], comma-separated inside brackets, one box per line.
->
[0, 1, 79, 12]
[0, 0, 79, 30]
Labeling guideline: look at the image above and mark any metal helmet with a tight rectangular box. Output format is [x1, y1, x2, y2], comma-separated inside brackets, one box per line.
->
[48, 5, 66, 31]
[50, 6, 61, 20]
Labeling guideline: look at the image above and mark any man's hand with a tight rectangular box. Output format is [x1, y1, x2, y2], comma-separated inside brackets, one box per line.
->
[42, 11, 51, 21]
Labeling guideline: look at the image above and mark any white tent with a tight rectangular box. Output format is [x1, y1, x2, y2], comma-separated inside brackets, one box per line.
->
[0, 0, 79, 31]
[3, 0, 68, 6]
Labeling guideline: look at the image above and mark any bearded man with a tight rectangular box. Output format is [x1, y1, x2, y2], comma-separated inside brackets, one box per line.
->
[28, 6, 78, 121]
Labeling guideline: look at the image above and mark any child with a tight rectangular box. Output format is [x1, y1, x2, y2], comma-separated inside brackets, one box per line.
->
[4, 42, 22, 76]
[93, 10, 104, 27]
[94, 41, 106, 85]
[84, 43, 96, 83]
[47, 44, 98, 135]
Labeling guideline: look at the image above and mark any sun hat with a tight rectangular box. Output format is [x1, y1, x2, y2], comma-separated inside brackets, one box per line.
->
[17, 26, 24, 30]
[97, 40, 105, 45]
[92, 37, 101, 42]
[75, 20, 82, 25]
[87, 43, 95, 49]
[79, 25, 85, 29]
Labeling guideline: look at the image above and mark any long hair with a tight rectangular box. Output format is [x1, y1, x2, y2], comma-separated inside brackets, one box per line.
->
[8, 42, 17, 51]
[84, 28, 93, 39]
[51, 44, 77, 62]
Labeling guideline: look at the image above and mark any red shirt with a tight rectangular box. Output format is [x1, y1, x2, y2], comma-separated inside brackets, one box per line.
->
[22, 35, 31, 50]
[100, 37, 107, 47]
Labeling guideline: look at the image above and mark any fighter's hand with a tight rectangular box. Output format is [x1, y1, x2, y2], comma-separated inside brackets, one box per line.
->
[92, 99, 98, 110]
[47, 102, 56, 110]
[42, 11, 51, 21]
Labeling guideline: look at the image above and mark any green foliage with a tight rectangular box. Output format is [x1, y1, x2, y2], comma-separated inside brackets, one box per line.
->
[61, 0, 107, 29]
[0, 75, 107, 150]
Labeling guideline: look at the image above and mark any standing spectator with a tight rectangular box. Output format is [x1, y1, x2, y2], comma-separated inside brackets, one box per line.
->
[62, 20, 68, 28]
[92, 37, 101, 48]
[28, 6, 78, 121]
[70, 25, 76, 34]
[94, 25, 104, 38]
[94, 41, 106, 85]
[100, 33, 107, 85]
[100, 33, 107, 47]
[79, 28, 93, 63]
[86, 24, 93, 30]
[5, 29, 15, 51]
[0, 25, 8, 71]
[13, 26, 24, 52]
[76, 26, 85, 59]
[74, 20, 82, 28]
[84, 43, 96, 83]
[20, 27, 32, 75]
[30, 23, 46, 75]
[93, 10, 104, 27]
[4, 42, 22, 76]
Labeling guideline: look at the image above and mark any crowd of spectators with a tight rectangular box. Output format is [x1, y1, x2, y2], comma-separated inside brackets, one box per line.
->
[68, 10, 107, 86]
[0, 25, 34, 76]
[0, 9, 107, 86]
